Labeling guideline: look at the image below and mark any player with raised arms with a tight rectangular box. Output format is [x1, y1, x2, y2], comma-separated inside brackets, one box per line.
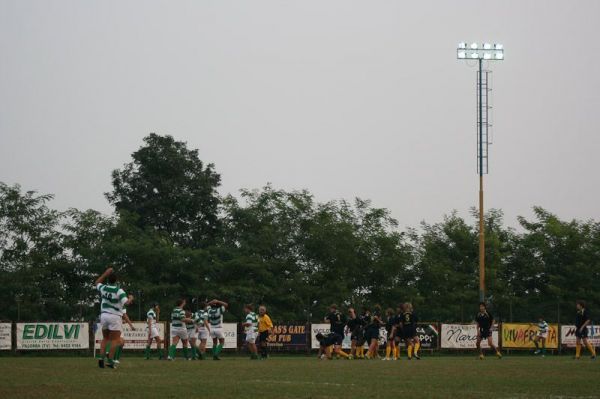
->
[242, 304, 259, 360]
[207, 299, 229, 360]
[95, 266, 134, 369]
[193, 302, 211, 360]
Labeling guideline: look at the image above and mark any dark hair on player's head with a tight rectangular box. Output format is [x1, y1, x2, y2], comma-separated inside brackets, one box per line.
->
[576, 300, 586, 308]
[176, 298, 185, 306]
[152, 302, 159, 308]
[386, 308, 394, 315]
[316, 333, 324, 341]
[107, 273, 118, 284]
[330, 304, 337, 310]
[244, 303, 254, 311]
[479, 302, 487, 308]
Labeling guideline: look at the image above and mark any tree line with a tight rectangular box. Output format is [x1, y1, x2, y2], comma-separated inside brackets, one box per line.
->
[1, 134, 598, 324]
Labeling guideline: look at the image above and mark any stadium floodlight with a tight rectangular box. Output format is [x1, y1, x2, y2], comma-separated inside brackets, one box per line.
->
[456, 41, 504, 302]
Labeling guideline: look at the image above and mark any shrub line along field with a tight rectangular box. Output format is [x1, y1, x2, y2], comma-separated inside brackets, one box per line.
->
[0, 356, 598, 399]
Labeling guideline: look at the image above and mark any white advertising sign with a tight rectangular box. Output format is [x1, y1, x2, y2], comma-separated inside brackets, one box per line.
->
[560, 325, 600, 348]
[94, 322, 166, 349]
[0, 323, 11, 350]
[440, 323, 499, 349]
[17, 323, 89, 350]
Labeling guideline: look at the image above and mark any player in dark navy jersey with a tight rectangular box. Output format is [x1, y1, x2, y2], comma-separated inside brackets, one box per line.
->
[575, 300, 596, 360]
[476, 302, 502, 359]
[365, 305, 383, 359]
[400, 303, 421, 360]
[383, 308, 397, 360]
[315, 332, 349, 360]
[346, 307, 364, 359]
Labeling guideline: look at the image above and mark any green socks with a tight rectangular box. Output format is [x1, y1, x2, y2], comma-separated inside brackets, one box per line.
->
[168, 344, 176, 359]
[145, 345, 151, 359]
[182, 346, 189, 359]
[191, 347, 198, 359]
[114, 345, 122, 361]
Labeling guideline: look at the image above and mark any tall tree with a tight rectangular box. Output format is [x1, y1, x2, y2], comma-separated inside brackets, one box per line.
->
[106, 133, 221, 248]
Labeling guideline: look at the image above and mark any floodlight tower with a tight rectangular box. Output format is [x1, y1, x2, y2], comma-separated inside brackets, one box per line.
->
[457, 42, 504, 302]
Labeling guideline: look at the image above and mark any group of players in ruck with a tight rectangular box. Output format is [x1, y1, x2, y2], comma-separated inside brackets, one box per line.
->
[316, 302, 427, 361]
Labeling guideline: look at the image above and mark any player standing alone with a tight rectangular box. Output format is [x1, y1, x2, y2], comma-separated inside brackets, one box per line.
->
[258, 305, 273, 359]
[144, 303, 163, 360]
[575, 300, 596, 360]
[476, 302, 502, 360]
[95, 267, 134, 369]
[532, 316, 548, 357]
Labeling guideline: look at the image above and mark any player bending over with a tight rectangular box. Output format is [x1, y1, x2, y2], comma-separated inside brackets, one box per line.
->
[476, 302, 502, 360]
[532, 316, 548, 357]
[207, 299, 229, 360]
[95, 267, 134, 369]
[168, 299, 194, 361]
[575, 300, 596, 360]
[243, 304, 259, 360]
[315, 332, 348, 360]
[145, 302, 163, 360]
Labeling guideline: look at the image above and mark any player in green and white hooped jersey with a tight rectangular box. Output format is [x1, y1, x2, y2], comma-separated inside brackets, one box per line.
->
[144, 303, 163, 360]
[104, 309, 135, 364]
[243, 304, 259, 360]
[185, 310, 197, 360]
[193, 302, 211, 360]
[168, 299, 194, 361]
[95, 267, 133, 369]
[207, 299, 229, 360]
[533, 316, 549, 357]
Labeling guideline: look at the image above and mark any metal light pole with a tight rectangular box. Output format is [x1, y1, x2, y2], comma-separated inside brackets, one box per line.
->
[457, 42, 504, 302]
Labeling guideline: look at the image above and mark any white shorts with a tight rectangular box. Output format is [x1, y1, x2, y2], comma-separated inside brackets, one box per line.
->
[100, 313, 122, 332]
[537, 332, 548, 339]
[210, 327, 224, 339]
[245, 331, 257, 343]
[198, 328, 209, 340]
[171, 327, 189, 340]
[146, 325, 160, 339]
[187, 329, 196, 340]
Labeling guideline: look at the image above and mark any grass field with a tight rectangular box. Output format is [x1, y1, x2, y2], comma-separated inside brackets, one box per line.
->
[0, 355, 599, 398]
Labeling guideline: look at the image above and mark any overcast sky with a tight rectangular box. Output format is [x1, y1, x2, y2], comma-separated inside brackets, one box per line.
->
[1, 0, 599, 229]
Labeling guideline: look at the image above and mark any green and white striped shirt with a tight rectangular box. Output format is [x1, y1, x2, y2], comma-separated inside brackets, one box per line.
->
[245, 311, 258, 333]
[147, 309, 157, 326]
[207, 305, 225, 327]
[97, 283, 128, 316]
[194, 310, 208, 329]
[171, 307, 186, 328]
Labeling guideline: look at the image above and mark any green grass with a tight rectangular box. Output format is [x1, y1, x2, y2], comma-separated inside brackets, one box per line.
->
[0, 355, 598, 398]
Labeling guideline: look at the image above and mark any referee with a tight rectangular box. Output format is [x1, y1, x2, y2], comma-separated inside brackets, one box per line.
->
[258, 305, 273, 359]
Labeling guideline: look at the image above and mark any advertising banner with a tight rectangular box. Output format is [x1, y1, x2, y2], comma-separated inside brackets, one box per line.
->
[440, 323, 499, 349]
[172, 323, 237, 349]
[561, 325, 600, 348]
[395, 323, 439, 349]
[0, 323, 11, 350]
[501, 323, 559, 349]
[16, 322, 89, 350]
[264, 324, 307, 350]
[94, 322, 166, 349]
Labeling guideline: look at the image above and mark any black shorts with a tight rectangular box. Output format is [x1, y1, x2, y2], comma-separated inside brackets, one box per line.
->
[365, 327, 380, 342]
[259, 331, 269, 343]
[332, 334, 343, 346]
[402, 326, 416, 340]
[479, 328, 491, 339]
[575, 327, 589, 339]
[351, 328, 364, 342]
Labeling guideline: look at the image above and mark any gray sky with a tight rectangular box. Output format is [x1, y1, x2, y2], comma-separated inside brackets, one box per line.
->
[1, 0, 599, 229]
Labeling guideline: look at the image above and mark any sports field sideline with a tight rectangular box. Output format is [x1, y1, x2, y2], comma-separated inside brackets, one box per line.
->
[0, 356, 598, 399]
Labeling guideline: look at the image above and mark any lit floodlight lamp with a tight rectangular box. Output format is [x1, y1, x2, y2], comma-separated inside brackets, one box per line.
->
[495, 43, 503, 50]
[470, 52, 479, 59]
[458, 42, 467, 49]
[483, 43, 492, 50]
[470, 42, 478, 49]
[458, 51, 466, 59]
[483, 53, 492, 60]
[457, 41, 504, 61]
[495, 52, 504, 60]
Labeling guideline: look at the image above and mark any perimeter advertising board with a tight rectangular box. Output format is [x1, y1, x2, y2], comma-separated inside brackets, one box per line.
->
[16, 322, 89, 350]
[440, 323, 499, 349]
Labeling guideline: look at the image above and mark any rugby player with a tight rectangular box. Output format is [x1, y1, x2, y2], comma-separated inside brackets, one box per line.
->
[400, 303, 420, 360]
[193, 302, 211, 360]
[207, 299, 229, 360]
[475, 302, 502, 359]
[575, 300, 596, 360]
[325, 304, 347, 358]
[95, 267, 134, 369]
[185, 310, 197, 360]
[242, 304, 259, 360]
[167, 299, 194, 361]
[364, 305, 383, 359]
[315, 332, 348, 360]
[144, 302, 163, 360]
[345, 307, 364, 359]
[532, 316, 548, 357]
